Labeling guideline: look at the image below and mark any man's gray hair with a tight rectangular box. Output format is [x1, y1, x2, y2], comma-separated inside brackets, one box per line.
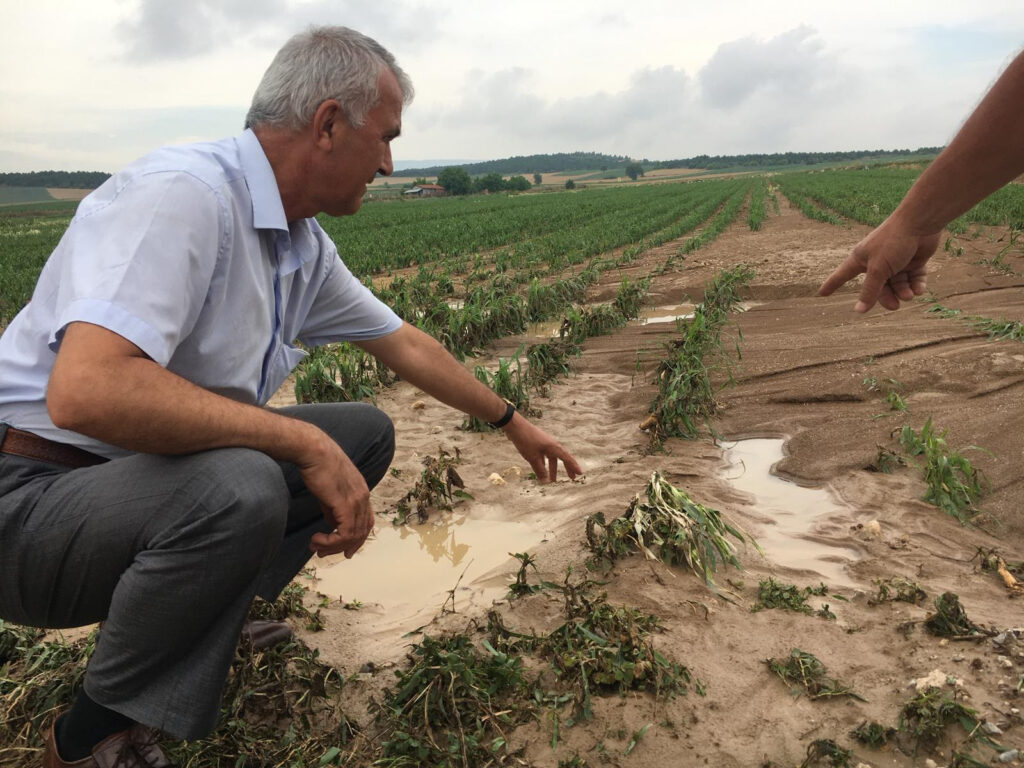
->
[245, 26, 413, 131]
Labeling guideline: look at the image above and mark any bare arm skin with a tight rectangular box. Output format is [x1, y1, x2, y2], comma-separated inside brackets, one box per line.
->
[48, 321, 372, 558]
[357, 322, 583, 483]
[819, 49, 1024, 312]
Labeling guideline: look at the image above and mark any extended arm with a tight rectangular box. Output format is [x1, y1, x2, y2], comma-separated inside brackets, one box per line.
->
[357, 322, 582, 482]
[819, 49, 1024, 312]
[48, 321, 372, 558]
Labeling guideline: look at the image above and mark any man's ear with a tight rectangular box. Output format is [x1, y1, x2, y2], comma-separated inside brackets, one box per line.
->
[312, 99, 346, 151]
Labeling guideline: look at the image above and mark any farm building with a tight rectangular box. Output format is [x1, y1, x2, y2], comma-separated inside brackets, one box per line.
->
[402, 183, 447, 198]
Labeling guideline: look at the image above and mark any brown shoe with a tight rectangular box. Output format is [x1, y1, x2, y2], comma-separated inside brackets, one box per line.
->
[44, 721, 171, 768]
[240, 619, 293, 650]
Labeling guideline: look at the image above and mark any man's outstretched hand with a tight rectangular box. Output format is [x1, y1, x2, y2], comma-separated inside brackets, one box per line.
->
[501, 413, 582, 484]
[819, 216, 940, 312]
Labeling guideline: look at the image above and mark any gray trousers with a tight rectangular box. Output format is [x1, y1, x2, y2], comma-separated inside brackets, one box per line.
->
[0, 403, 394, 740]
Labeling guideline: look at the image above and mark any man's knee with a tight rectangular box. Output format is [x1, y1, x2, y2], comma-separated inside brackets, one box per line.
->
[163, 448, 289, 547]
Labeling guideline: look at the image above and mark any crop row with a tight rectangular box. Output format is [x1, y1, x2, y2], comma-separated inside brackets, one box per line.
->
[775, 167, 1024, 232]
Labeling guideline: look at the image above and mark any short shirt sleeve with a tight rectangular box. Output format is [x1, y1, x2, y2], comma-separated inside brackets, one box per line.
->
[50, 171, 224, 366]
[296, 226, 402, 345]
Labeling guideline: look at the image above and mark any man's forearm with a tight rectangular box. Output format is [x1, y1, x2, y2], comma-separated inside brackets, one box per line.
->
[356, 323, 508, 424]
[48, 322, 327, 463]
[896, 49, 1024, 235]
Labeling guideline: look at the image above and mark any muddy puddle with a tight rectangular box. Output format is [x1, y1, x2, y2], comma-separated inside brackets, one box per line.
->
[722, 438, 860, 587]
[309, 508, 545, 619]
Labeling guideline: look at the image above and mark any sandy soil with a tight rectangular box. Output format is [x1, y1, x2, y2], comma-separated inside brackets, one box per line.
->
[281, 194, 1023, 767]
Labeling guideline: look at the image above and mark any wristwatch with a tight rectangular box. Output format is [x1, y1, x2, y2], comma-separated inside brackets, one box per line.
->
[487, 399, 516, 429]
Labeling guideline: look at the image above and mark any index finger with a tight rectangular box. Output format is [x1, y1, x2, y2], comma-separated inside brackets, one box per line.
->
[818, 254, 865, 297]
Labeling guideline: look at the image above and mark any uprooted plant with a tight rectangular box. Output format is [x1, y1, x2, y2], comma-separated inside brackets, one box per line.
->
[585, 470, 757, 593]
[371, 634, 530, 768]
[393, 447, 470, 524]
[752, 578, 838, 620]
[923, 592, 991, 639]
[766, 649, 865, 701]
[487, 569, 691, 745]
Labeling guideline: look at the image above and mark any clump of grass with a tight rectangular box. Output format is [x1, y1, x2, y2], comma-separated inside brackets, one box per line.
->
[869, 576, 927, 606]
[898, 419, 988, 523]
[0, 623, 95, 763]
[372, 634, 529, 767]
[393, 448, 469, 524]
[850, 720, 896, 749]
[799, 739, 853, 768]
[585, 471, 756, 592]
[643, 265, 752, 443]
[766, 649, 864, 701]
[923, 592, 989, 638]
[752, 578, 836, 620]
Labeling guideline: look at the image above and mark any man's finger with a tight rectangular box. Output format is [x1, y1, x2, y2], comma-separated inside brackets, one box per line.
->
[530, 457, 548, 483]
[818, 256, 864, 297]
[548, 456, 558, 483]
[855, 267, 890, 313]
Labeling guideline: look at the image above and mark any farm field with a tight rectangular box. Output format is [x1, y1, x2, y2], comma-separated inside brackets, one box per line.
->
[2, 170, 1023, 766]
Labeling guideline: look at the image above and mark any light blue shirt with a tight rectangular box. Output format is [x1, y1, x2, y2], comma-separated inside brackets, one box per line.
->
[0, 129, 402, 458]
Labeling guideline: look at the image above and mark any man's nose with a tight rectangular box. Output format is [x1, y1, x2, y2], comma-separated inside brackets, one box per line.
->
[379, 145, 393, 176]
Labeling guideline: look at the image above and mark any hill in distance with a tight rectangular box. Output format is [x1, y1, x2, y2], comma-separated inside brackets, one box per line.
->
[3, 146, 944, 191]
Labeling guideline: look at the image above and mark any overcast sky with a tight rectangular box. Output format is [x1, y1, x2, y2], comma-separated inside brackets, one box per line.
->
[1, 1, 1022, 173]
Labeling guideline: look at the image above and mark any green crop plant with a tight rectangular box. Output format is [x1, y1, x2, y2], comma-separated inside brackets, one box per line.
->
[766, 649, 864, 701]
[586, 471, 756, 592]
[526, 339, 579, 395]
[746, 177, 768, 230]
[294, 343, 394, 404]
[612, 276, 650, 320]
[643, 265, 752, 443]
[897, 419, 988, 523]
[463, 355, 530, 432]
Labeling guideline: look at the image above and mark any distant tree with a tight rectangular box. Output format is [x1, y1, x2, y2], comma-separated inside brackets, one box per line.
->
[437, 166, 472, 195]
[565, 179, 576, 190]
[412, 177, 429, 186]
[625, 162, 645, 181]
[533, 172, 542, 185]
[506, 175, 531, 192]
[475, 172, 507, 193]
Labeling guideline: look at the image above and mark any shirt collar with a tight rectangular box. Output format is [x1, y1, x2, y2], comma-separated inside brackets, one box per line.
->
[236, 129, 288, 234]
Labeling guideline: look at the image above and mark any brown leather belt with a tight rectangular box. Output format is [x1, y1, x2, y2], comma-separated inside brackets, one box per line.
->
[0, 426, 108, 469]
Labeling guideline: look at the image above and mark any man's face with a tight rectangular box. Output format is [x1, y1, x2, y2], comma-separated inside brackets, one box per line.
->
[320, 69, 403, 216]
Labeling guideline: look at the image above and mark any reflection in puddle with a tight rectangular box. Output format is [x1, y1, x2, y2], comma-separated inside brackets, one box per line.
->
[723, 438, 859, 586]
[311, 511, 544, 610]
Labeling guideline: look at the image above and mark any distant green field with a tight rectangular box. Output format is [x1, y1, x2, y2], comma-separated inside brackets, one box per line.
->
[0, 187, 56, 205]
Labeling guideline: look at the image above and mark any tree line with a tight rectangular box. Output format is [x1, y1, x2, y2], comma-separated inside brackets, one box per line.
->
[393, 151, 629, 179]
[0, 171, 111, 189]
[653, 148, 943, 171]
